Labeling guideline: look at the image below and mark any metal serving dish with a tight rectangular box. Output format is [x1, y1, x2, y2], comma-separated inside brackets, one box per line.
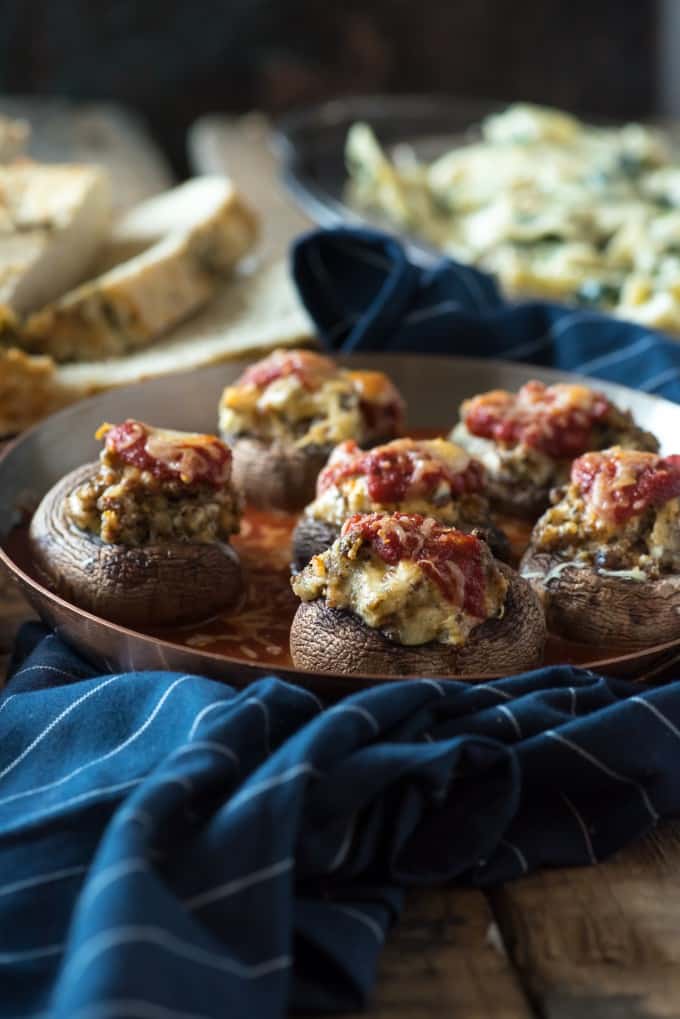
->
[274, 93, 497, 262]
[1, 354, 679, 698]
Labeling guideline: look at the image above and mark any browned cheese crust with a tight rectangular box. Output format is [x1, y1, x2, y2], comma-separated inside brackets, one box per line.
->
[520, 547, 680, 648]
[289, 564, 546, 678]
[29, 463, 243, 627]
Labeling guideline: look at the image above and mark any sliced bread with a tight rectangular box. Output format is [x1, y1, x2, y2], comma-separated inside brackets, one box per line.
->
[0, 258, 314, 436]
[20, 176, 258, 362]
[0, 163, 111, 319]
[56, 259, 313, 395]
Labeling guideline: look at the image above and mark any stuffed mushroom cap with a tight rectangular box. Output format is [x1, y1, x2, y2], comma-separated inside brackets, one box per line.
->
[292, 436, 509, 569]
[290, 511, 545, 677]
[217, 348, 406, 510]
[521, 446, 680, 646]
[451, 380, 659, 517]
[29, 419, 243, 627]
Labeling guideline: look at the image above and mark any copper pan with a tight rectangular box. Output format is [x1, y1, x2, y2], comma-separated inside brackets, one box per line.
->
[1, 354, 679, 696]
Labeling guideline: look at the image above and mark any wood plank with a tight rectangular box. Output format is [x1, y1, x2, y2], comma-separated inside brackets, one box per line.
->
[188, 113, 311, 263]
[491, 821, 680, 1018]
[342, 887, 534, 1019]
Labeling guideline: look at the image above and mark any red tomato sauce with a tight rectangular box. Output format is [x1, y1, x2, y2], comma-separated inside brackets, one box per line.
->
[342, 512, 487, 616]
[239, 350, 335, 391]
[102, 421, 232, 488]
[318, 440, 485, 504]
[572, 450, 680, 524]
[463, 380, 611, 459]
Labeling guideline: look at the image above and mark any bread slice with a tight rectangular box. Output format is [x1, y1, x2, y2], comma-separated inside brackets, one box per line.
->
[56, 259, 313, 396]
[0, 163, 111, 319]
[19, 176, 259, 362]
[0, 258, 314, 436]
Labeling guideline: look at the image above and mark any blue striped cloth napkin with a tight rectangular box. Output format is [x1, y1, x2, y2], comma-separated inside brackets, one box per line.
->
[292, 226, 680, 400]
[3, 623, 680, 1019]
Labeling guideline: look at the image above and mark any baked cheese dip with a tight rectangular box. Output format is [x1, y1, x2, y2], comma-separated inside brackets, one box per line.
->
[292, 511, 507, 646]
[68, 419, 241, 546]
[346, 102, 680, 333]
[451, 379, 658, 515]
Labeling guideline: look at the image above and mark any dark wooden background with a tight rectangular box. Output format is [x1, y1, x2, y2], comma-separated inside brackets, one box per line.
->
[0, 0, 659, 173]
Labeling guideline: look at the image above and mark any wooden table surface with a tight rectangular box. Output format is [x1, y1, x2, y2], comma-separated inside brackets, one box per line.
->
[0, 109, 678, 1019]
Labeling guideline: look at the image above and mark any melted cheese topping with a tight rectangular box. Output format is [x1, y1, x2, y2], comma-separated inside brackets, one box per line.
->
[292, 514, 507, 646]
[346, 370, 404, 407]
[450, 422, 557, 486]
[572, 447, 680, 525]
[529, 449, 680, 577]
[460, 380, 611, 458]
[219, 349, 404, 449]
[308, 437, 481, 526]
[98, 420, 232, 488]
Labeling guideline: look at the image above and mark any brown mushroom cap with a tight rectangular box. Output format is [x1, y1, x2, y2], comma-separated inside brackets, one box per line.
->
[29, 463, 243, 628]
[484, 477, 553, 520]
[291, 517, 340, 572]
[228, 436, 330, 512]
[290, 564, 546, 678]
[228, 432, 401, 512]
[520, 548, 680, 648]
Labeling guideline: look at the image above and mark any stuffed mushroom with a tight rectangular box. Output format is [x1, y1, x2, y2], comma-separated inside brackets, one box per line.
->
[451, 380, 658, 517]
[520, 446, 680, 647]
[291, 436, 509, 570]
[218, 348, 405, 510]
[29, 419, 243, 627]
[290, 511, 545, 677]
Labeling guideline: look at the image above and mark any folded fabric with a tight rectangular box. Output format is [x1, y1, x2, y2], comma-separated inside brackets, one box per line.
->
[292, 226, 680, 402]
[3, 624, 680, 1018]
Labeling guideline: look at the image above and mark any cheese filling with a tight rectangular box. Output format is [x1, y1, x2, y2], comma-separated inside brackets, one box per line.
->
[306, 437, 489, 528]
[530, 447, 680, 577]
[450, 422, 557, 487]
[292, 513, 508, 646]
[66, 420, 241, 546]
[219, 349, 404, 449]
[452, 381, 658, 494]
